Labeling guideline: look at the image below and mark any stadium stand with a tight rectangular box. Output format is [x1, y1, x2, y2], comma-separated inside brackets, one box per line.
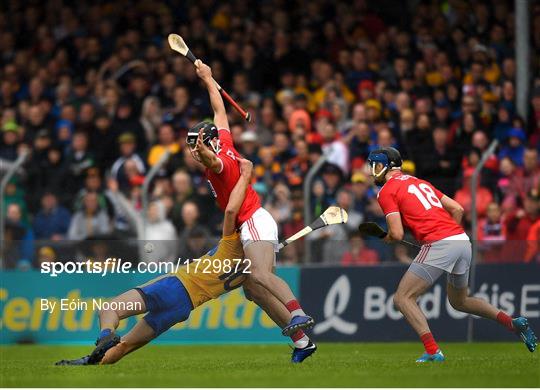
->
[1, 0, 539, 267]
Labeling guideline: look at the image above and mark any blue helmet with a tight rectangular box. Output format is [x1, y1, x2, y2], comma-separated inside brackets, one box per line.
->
[367, 147, 402, 179]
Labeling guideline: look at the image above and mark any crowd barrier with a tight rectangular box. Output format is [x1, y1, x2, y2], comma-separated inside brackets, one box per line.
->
[1, 264, 538, 344]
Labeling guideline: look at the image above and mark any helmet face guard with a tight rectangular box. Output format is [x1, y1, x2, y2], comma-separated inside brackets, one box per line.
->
[367, 147, 403, 182]
[186, 122, 221, 162]
[367, 152, 390, 179]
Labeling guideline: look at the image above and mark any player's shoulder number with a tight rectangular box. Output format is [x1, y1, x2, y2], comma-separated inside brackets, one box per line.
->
[226, 149, 236, 160]
[407, 182, 442, 210]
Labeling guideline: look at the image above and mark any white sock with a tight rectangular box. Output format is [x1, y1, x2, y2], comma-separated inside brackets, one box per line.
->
[293, 335, 310, 349]
[290, 309, 305, 317]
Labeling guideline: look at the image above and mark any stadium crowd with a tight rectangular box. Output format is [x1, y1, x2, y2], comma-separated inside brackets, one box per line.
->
[1, 0, 539, 269]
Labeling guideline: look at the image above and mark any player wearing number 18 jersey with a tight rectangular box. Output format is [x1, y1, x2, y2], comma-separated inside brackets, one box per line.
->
[377, 173, 464, 244]
[368, 147, 537, 363]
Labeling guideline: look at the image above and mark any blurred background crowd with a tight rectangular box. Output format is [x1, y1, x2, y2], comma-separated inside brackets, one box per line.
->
[1, 0, 539, 269]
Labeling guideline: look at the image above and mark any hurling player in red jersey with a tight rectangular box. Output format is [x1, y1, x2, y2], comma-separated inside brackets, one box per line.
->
[185, 60, 316, 359]
[368, 147, 537, 362]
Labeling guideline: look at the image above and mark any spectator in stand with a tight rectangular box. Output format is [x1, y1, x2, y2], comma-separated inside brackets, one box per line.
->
[169, 170, 196, 233]
[478, 202, 507, 263]
[498, 127, 527, 167]
[335, 188, 363, 231]
[320, 122, 349, 174]
[139, 96, 162, 146]
[350, 171, 373, 217]
[0, 121, 20, 162]
[348, 122, 373, 162]
[113, 98, 148, 154]
[284, 139, 310, 188]
[107, 178, 178, 262]
[419, 125, 460, 197]
[497, 157, 525, 213]
[67, 192, 111, 240]
[33, 192, 71, 240]
[523, 148, 540, 195]
[319, 163, 343, 207]
[238, 131, 260, 163]
[454, 168, 494, 227]
[502, 190, 540, 262]
[4, 203, 34, 265]
[265, 182, 292, 227]
[147, 123, 180, 167]
[90, 113, 118, 173]
[177, 201, 211, 259]
[62, 131, 95, 200]
[254, 146, 283, 197]
[183, 226, 213, 261]
[281, 189, 305, 263]
[110, 132, 146, 193]
[341, 231, 379, 266]
[73, 168, 112, 212]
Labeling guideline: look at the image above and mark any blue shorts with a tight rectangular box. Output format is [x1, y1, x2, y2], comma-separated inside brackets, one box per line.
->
[135, 276, 194, 336]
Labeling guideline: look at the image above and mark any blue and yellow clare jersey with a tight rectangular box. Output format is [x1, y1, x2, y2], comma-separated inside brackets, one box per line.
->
[175, 232, 246, 308]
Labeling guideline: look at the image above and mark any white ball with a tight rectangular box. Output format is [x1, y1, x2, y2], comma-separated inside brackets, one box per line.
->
[144, 243, 154, 253]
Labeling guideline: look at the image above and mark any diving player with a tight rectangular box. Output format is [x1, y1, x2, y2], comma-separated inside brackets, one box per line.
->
[55, 158, 316, 365]
[368, 146, 537, 362]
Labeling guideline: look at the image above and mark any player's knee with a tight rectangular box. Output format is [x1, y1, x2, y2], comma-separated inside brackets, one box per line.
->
[393, 291, 412, 311]
[98, 306, 116, 319]
[393, 293, 404, 311]
[448, 295, 466, 311]
[98, 308, 108, 319]
[243, 280, 269, 303]
[243, 287, 253, 301]
[247, 271, 264, 286]
[242, 281, 257, 302]
[247, 268, 269, 287]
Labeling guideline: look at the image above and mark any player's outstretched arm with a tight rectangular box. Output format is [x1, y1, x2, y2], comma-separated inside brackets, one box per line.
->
[384, 212, 405, 242]
[195, 60, 229, 130]
[222, 158, 253, 236]
[441, 195, 465, 225]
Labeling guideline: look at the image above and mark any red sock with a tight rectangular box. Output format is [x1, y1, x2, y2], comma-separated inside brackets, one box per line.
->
[291, 330, 305, 342]
[285, 300, 305, 317]
[496, 311, 514, 331]
[420, 332, 439, 355]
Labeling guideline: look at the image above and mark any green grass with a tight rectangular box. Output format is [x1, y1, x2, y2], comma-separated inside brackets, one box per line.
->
[0, 342, 538, 387]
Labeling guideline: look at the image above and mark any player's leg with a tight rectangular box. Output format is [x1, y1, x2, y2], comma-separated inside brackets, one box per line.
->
[446, 278, 499, 319]
[245, 241, 295, 304]
[243, 277, 290, 327]
[243, 278, 317, 362]
[244, 241, 313, 335]
[393, 270, 434, 334]
[55, 289, 147, 366]
[101, 318, 156, 364]
[98, 289, 147, 336]
[446, 244, 537, 352]
[242, 209, 313, 335]
[394, 253, 446, 362]
[87, 289, 148, 364]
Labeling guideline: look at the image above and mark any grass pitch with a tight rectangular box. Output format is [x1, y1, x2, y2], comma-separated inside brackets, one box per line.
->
[1, 342, 538, 387]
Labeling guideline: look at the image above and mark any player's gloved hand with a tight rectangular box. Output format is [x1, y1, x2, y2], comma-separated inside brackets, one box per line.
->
[383, 234, 393, 244]
[195, 60, 213, 81]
